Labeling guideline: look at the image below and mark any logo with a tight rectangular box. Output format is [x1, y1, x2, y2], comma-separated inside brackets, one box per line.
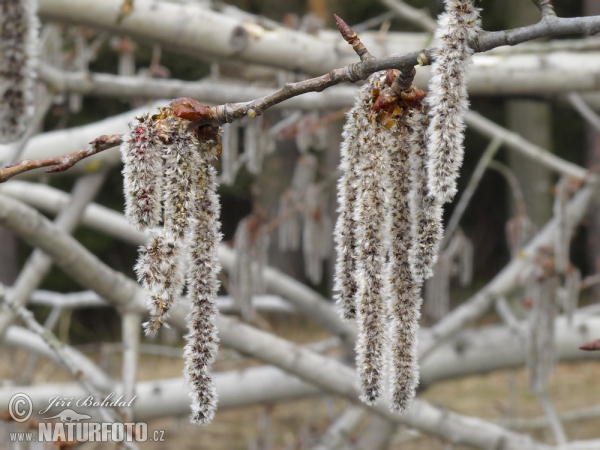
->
[8, 393, 33, 423]
[7, 393, 165, 444]
[42, 409, 92, 423]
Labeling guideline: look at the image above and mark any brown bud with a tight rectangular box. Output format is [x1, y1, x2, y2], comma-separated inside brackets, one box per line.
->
[580, 339, 600, 351]
[170, 97, 212, 122]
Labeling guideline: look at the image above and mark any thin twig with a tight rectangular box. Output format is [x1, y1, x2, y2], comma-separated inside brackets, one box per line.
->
[486, 161, 529, 220]
[5, 14, 599, 181]
[0, 284, 126, 426]
[121, 312, 141, 422]
[567, 92, 600, 134]
[0, 170, 109, 336]
[443, 138, 503, 247]
[537, 391, 567, 446]
[0, 134, 121, 183]
[379, 0, 437, 32]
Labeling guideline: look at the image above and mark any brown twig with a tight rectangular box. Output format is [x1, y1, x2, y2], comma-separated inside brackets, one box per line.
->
[4, 14, 600, 181]
[579, 339, 600, 351]
[0, 135, 122, 183]
[334, 14, 373, 62]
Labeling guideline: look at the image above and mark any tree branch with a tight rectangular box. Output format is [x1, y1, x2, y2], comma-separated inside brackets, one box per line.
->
[0, 135, 121, 183]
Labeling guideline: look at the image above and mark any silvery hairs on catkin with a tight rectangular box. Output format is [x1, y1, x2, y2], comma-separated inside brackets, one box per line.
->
[426, 0, 481, 203]
[121, 108, 223, 424]
[333, 80, 372, 321]
[385, 112, 423, 412]
[183, 137, 222, 425]
[133, 113, 201, 335]
[407, 108, 443, 282]
[0, 0, 39, 143]
[351, 74, 390, 405]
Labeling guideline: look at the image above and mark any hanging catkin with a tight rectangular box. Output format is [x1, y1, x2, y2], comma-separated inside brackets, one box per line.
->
[0, 0, 39, 143]
[123, 98, 223, 424]
[184, 137, 222, 425]
[385, 114, 422, 412]
[406, 108, 443, 281]
[333, 82, 372, 321]
[352, 75, 390, 405]
[139, 114, 200, 334]
[120, 114, 164, 231]
[426, 0, 481, 202]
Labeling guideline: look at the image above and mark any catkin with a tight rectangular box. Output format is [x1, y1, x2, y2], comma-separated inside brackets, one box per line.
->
[121, 114, 164, 231]
[184, 137, 222, 425]
[0, 0, 39, 143]
[333, 82, 372, 321]
[139, 116, 201, 334]
[385, 116, 423, 411]
[426, 0, 481, 202]
[407, 109, 443, 281]
[135, 231, 184, 334]
[353, 75, 389, 405]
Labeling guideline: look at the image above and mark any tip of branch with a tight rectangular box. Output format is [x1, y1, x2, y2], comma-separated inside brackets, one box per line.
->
[333, 14, 373, 62]
[579, 339, 600, 351]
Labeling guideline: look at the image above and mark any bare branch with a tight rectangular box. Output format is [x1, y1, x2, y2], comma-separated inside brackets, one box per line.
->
[0, 134, 121, 183]
[567, 92, 600, 134]
[379, 0, 437, 32]
[465, 111, 587, 179]
[419, 176, 600, 357]
[443, 137, 503, 246]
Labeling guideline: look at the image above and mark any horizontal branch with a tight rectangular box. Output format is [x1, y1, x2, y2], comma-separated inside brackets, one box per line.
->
[0, 192, 548, 448]
[0, 183, 355, 340]
[26, 290, 296, 314]
[0, 135, 121, 183]
[419, 176, 600, 357]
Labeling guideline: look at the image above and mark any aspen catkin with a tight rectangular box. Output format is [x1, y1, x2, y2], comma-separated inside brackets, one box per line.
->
[407, 109, 444, 281]
[426, 0, 481, 202]
[385, 115, 423, 412]
[120, 114, 164, 231]
[333, 81, 372, 321]
[352, 75, 389, 405]
[184, 135, 222, 425]
[0, 0, 39, 143]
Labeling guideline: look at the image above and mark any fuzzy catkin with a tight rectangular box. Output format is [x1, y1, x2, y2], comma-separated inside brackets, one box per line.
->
[352, 76, 390, 405]
[138, 117, 201, 334]
[407, 109, 444, 281]
[426, 0, 481, 203]
[333, 82, 372, 321]
[121, 114, 164, 231]
[0, 0, 39, 143]
[135, 231, 184, 333]
[384, 117, 423, 411]
[184, 139, 222, 425]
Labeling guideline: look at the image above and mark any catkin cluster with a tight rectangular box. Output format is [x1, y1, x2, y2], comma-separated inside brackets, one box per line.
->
[334, 73, 441, 410]
[121, 104, 222, 424]
[0, 0, 39, 143]
[334, 0, 480, 410]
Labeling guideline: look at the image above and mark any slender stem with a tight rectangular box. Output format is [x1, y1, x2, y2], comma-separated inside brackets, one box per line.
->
[444, 138, 503, 246]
